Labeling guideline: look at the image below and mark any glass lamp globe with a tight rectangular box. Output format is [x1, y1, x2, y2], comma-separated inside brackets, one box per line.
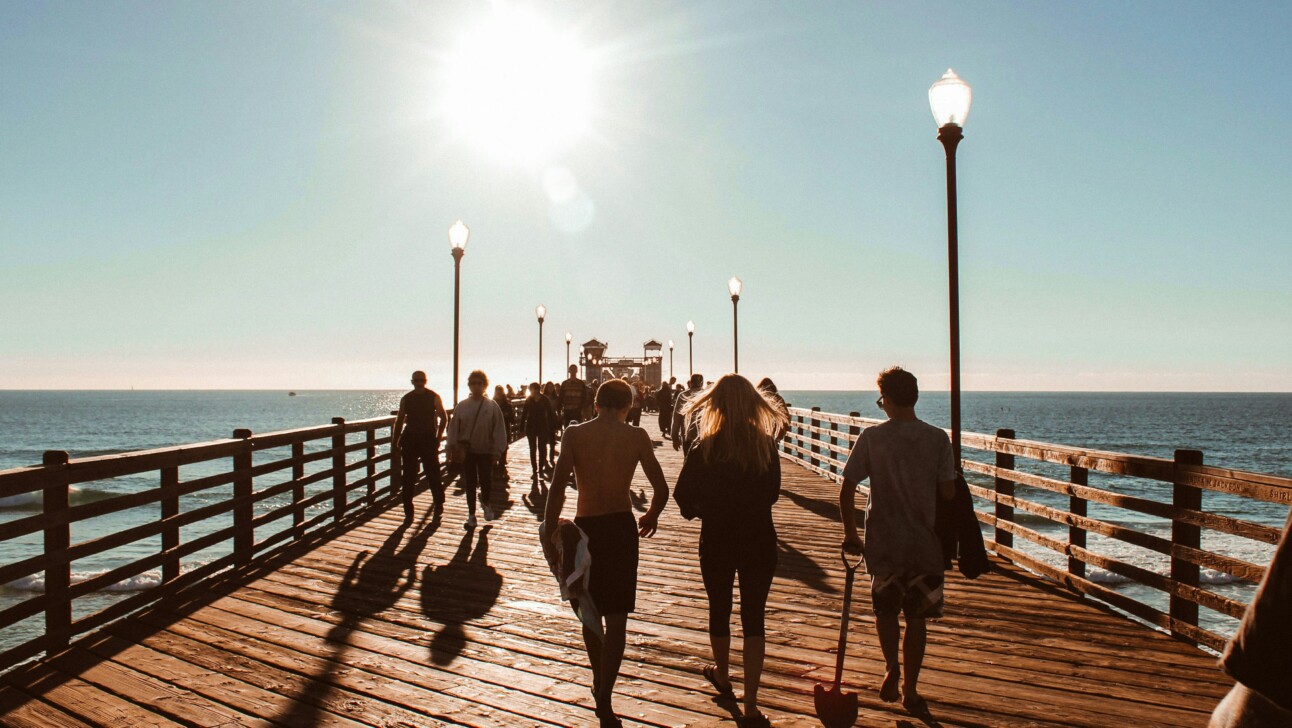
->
[686, 321, 695, 334]
[668, 339, 674, 350]
[929, 68, 972, 128]
[535, 304, 546, 321]
[448, 220, 470, 251]
[565, 332, 572, 343]
[728, 276, 743, 298]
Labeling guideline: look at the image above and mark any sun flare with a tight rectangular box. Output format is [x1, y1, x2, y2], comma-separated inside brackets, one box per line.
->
[441, 6, 595, 164]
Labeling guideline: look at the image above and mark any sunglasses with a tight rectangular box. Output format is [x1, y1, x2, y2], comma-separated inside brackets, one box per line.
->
[875, 396, 884, 409]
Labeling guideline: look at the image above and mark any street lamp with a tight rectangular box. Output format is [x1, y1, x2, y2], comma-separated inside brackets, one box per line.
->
[929, 67, 972, 464]
[448, 220, 470, 405]
[565, 332, 572, 374]
[686, 320, 695, 377]
[667, 339, 674, 381]
[728, 276, 742, 374]
[536, 304, 547, 383]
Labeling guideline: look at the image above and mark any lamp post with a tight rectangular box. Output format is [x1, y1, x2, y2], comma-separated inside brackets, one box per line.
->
[448, 220, 470, 405]
[929, 68, 972, 464]
[565, 332, 572, 373]
[536, 305, 547, 383]
[667, 339, 674, 381]
[686, 320, 695, 377]
[728, 276, 742, 374]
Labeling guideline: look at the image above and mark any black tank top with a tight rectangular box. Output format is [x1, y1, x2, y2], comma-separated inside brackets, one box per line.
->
[401, 388, 440, 445]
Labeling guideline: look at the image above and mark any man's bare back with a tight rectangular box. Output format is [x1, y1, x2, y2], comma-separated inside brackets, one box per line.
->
[562, 418, 657, 517]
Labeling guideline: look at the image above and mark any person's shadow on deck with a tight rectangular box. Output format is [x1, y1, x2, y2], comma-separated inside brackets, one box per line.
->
[421, 526, 502, 666]
[776, 538, 837, 594]
[278, 510, 439, 726]
[782, 487, 846, 524]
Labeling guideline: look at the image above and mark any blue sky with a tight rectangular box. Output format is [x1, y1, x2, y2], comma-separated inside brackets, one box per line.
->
[1, 1, 1288, 392]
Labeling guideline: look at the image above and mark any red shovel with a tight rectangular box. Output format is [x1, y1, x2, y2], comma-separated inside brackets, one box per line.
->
[814, 548, 865, 728]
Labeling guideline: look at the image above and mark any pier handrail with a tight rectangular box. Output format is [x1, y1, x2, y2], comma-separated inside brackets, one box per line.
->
[780, 405, 1292, 652]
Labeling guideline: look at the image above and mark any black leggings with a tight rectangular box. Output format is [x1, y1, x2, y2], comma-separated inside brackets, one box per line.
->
[526, 433, 552, 472]
[700, 538, 777, 638]
[460, 452, 492, 512]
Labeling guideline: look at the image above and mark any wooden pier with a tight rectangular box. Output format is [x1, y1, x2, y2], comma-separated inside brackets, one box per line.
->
[0, 420, 1233, 727]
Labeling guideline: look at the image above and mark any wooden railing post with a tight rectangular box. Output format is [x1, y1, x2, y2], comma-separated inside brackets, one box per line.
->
[291, 441, 305, 538]
[232, 429, 253, 565]
[1069, 465, 1088, 579]
[1172, 449, 1203, 643]
[331, 418, 347, 520]
[810, 407, 822, 470]
[389, 409, 402, 500]
[42, 450, 71, 655]
[848, 412, 861, 461]
[160, 463, 180, 584]
[365, 428, 377, 505]
[993, 429, 1015, 550]
[829, 419, 840, 477]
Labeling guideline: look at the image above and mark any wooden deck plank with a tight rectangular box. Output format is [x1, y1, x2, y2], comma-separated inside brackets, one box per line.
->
[2, 420, 1228, 727]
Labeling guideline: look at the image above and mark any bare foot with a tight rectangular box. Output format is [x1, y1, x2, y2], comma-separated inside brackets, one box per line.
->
[879, 671, 901, 702]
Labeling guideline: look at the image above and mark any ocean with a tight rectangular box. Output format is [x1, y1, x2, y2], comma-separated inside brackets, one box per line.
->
[1, 390, 1289, 655]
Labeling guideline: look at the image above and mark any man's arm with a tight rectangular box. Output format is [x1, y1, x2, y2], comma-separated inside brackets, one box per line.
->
[543, 430, 576, 529]
[637, 429, 669, 537]
[939, 478, 956, 501]
[839, 478, 863, 554]
[392, 404, 406, 450]
[434, 394, 447, 441]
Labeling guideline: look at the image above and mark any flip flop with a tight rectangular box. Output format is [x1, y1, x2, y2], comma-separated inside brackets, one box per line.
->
[741, 712, 772, 728]
[703, 665, 736, 698]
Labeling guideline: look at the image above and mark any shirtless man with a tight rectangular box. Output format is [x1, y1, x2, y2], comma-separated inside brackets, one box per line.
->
[543, 379, 669, 728]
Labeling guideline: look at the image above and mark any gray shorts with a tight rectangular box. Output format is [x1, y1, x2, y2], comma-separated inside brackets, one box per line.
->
[871, 571, 944, 619]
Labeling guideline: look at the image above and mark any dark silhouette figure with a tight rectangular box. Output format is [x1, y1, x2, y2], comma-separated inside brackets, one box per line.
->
[421, 527, 503, 666]
[278, 510, 439, 725]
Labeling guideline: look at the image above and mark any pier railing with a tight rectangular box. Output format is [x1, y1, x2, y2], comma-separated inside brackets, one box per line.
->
[0, 415, 411, 673]
[780, 406, 1292, 652]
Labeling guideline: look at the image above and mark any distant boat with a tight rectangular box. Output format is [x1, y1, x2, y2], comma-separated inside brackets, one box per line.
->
[288, 391, 297, 397]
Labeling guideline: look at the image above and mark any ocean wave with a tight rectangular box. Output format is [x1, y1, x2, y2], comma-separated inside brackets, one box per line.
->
[0, 486, 119, 511]
[3, 562, 210, 594]
[1087, 567, 1250, 586]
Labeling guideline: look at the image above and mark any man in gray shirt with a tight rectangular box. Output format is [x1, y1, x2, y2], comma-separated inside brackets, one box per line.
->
[839, 367, 955, 715]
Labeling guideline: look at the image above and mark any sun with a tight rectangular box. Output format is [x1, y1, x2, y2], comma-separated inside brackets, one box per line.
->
[441, 6, 595, 165]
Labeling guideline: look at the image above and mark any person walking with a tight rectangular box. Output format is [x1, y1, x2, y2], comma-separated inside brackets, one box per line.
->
[493, 385, 516, 482]
[626, 382, 643, 426]
[560, 365, 589, 429]
[671, 373, 706, 453]
[447, 370, 508, 530]
[657, 378, 677, 439]
[673, 374, 789, 728]
[543, 381, 562, 466]
[542, 379, 670, 728]
[520, 382, 558, 483]
[839, 367, 956, 714]
[756, 378, 790, 443]
[392, 370, 448, 521]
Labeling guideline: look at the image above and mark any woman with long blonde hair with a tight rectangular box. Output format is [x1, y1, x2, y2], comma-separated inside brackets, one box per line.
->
[673, 374, 789, 728]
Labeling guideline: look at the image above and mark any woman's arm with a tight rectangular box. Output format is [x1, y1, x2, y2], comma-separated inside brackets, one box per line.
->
[672, 450, 704, 520]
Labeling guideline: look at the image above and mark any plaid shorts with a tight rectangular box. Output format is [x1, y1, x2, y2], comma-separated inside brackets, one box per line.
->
[871, 572, 944, 619]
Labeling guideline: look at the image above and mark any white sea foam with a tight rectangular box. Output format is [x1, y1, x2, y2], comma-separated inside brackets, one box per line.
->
[4, 563, 208, 594]
[0, 486, 119, 510]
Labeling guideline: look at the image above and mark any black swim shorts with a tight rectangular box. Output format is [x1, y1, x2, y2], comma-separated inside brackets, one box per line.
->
[574, 511, 639, 615]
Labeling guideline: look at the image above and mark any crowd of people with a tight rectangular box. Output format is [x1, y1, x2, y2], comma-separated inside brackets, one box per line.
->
[390, 364, 1290, 728]
[390, 362, 960, 727]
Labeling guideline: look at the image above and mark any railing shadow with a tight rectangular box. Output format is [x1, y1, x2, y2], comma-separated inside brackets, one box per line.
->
[782, 487, 845, 524]
[421, 526, 502, 666]
[776, 538, 838, 595]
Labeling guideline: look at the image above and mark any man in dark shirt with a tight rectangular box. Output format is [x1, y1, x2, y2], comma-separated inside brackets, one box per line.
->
[560, 365, 589, 430]
[393, 371, 447, 521]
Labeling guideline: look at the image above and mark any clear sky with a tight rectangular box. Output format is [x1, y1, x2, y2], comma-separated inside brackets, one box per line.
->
[2, 1, 1289, 393]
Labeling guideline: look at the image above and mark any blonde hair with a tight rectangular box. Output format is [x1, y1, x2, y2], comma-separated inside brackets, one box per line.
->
[683, 374, 789, 472]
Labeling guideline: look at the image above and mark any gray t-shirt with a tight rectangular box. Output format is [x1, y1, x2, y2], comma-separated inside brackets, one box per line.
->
[842, 418, 956, 577]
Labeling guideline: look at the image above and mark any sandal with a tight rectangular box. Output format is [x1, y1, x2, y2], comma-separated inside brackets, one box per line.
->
[703, 664, 735, 698]
[740, 712, 772, 728]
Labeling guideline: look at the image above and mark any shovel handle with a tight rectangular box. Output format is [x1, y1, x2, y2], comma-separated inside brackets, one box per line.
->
[831, 547, 862, 688]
